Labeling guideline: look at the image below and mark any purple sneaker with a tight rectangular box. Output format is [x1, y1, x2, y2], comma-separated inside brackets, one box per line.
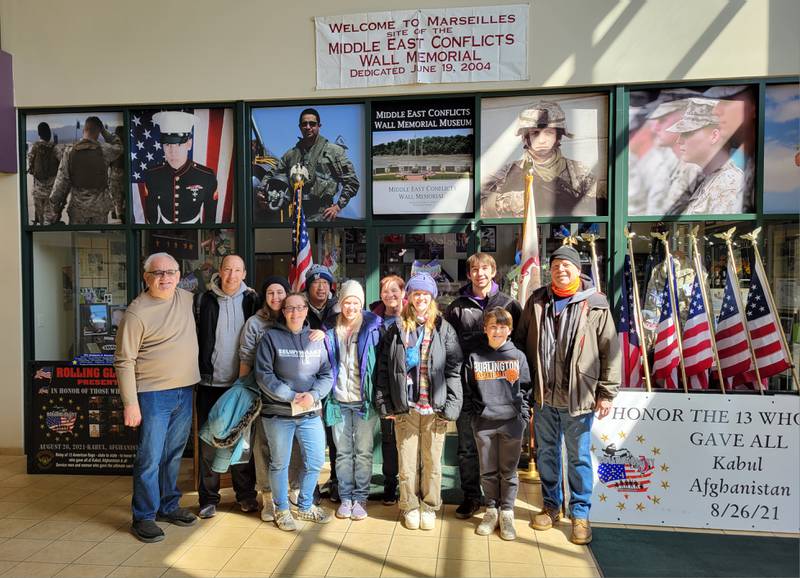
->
[351, 501, 368, 521]
[336, 499, 353, 519]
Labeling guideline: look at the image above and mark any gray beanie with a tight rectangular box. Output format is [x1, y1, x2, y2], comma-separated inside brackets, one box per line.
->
[549, 245, 582, 270]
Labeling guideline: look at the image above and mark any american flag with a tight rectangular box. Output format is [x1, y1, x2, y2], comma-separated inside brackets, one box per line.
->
[46, 409, 77, 434]
[745, 256, 791, 381]
[597, 461, 653, 492]
[682, 277, 713, 390]
[130, 108, 234, 223]
[715, 260, 753, 385]
[288, 186, 313, 292]
[652, 262, 681, 389]
[34, 368, 52, 381]
[517, 171, 541, 307]
[618, 254, 643, 388]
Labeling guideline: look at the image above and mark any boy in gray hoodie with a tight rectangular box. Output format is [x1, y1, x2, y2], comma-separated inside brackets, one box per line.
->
[462, 307, 531, 541]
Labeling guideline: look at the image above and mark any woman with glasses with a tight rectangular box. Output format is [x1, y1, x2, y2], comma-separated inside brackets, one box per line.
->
[322, 280, 382, 521]
[254, 292, 333, 531]
[375, 273, 463, 531]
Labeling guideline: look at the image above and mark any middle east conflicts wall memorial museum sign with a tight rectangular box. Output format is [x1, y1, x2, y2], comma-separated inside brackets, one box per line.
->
[316, 5, 528, 88]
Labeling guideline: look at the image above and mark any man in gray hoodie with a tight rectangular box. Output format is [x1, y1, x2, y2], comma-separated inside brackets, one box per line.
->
[195, 255, 262, 518]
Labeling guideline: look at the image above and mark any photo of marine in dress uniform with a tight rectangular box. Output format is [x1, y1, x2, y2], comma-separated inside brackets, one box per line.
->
[142, 111, 218, 224]
[480, 95, 608, 218]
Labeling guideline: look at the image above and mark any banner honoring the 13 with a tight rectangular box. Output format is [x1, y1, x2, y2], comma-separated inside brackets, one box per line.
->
[316, 5, 528, 89]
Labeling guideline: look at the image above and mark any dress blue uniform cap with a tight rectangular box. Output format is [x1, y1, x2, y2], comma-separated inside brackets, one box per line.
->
[153, 111, 196, 144]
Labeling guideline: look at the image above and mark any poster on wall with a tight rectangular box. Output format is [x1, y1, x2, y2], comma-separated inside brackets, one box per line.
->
[24, 112, 125, 226]
[315, 5, 528, 89]
[763, 83, 800, 215]
[28, 362, 137, 475]
[250, 104, 365, 224]
[627, 86, 757, 216]
[480, 93, 608, 218]
[130, 107, 235, 224]
[372, 98, 474, 216]
[590, 391, 800, 532]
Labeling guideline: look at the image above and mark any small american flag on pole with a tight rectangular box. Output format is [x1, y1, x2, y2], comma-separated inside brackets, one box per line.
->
[682, 278, 713, 390]
[716, 261, 752, 385]
[652, 262, 680, 390]
[618, 254, 643, 388]
[288, 186, 313, 292]
[745, 257, 791, 381]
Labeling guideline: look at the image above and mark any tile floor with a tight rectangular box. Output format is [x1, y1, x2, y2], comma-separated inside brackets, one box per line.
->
[0, 455, 793, 577]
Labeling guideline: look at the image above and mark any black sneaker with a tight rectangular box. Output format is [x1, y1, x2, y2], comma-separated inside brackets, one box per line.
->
[455, 498, 481, 519]
[382, 487, 398, 506]
[329, 482, 340, 503]
[157, 507, 198, 527]
[130, 520, 165, 543]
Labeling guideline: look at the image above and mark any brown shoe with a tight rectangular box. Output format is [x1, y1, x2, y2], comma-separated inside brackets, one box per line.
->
[571, 518, 592, 544]
[531, 507, 561, 531]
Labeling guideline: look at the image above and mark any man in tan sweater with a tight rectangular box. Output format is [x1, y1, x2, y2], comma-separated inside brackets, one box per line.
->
[115, 252, 200, 543]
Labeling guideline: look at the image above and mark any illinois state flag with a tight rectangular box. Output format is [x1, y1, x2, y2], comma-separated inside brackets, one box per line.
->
[745, 257, 791, 381]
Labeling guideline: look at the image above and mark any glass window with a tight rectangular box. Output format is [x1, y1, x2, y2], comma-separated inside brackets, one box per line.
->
[763, 83, 800, 215]
[139, 229, 236, 295]
[33, 231, 127, 361]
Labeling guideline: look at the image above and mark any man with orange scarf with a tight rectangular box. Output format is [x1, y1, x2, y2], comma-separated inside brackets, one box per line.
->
[513, 245, 620, 545]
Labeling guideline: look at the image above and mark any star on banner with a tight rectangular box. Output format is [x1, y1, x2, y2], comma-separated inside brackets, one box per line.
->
[591, 445, 597, 453]
[636, 435, 646, 443]
[660, 464, 670, 472]
[636, 503, 645, 511]
[616, 502, 626, 511]
[651, 496, 661, 505]
[651, 447, 661, 455]
[617, 431, 626, 439]
[598, 494, 607, 502]
[601, 434, 609, 442]
[661, 480, 670, 490]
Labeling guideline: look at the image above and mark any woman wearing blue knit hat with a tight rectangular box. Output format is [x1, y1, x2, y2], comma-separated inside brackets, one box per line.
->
[375, 272, 463, 531]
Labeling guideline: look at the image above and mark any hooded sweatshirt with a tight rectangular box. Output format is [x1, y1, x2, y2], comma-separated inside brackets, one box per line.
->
[255, 322, 333, 417]
[445, 281, 522, 357]
[463, 337, 531, 421]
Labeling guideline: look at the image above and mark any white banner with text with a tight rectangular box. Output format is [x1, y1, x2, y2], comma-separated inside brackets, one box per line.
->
[590, 391, 799, 532]
[315, 5, 528, 89]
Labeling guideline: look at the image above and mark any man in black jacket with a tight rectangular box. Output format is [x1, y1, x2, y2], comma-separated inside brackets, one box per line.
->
[195, 255, 261, 518]
[445, 253, 522, 519]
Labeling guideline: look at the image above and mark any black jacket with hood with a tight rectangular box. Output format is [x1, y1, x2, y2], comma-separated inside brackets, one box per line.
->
[444, 282, 522, 356]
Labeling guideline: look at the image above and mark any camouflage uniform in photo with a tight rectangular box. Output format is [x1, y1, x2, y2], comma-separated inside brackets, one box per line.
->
[27, 141, 60, 224]
[47, 133, 123, 225]
[272, 135, 359, 221]
[108, 154, 126, 222]
[481, 101, 602, 218]
[666, 98, 745, 214]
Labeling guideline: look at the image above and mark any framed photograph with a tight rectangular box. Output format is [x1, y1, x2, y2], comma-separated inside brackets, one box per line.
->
[251, 104, 366, 223]
[479, 226, 497, 252]
[372, 97, 474, 216]
[130, 107, 235, 224]
[24, 112, 125, 225]
[763, 83, 800, 215]
[480, 93, 608, 218]
[627, 85, 756, 216]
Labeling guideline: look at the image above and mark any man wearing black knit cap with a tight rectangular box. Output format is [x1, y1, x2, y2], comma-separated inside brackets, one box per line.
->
[513, 245, 620, 545]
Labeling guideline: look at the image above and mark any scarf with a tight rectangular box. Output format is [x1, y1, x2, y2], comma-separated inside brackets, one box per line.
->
[526, 149, 567, 182]
[551, 277, 581, 297]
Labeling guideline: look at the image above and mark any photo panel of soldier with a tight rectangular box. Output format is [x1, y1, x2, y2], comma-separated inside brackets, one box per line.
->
[371, 97, 474, 216]
[250, 104, 365, 223]
[480, 93, 608, 218]
[129, 107, 235, 224]
[627, 85, 757, 216]
[24, 112, 125, 226]
[763, 83, 799, 215]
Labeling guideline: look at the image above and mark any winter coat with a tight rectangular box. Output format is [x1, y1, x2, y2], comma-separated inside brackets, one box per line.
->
[375, 315, 464, 421]
[445, 282, 522, 356]
[323, 311, 382, 426]
[306, 296, 339, 330]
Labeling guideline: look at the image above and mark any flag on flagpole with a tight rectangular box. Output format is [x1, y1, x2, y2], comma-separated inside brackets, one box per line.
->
[618, 254, 643, 388]
[517, 173, 541, 307]
[715, 261, 752, 385]
[744, 257, 791, 381]
[652, 262, 681, 389]
[288, 186, 313, 292]
[682, 277, 713, 390]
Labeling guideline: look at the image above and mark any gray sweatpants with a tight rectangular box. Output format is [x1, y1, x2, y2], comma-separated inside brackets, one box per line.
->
[472, 416, 525, 511]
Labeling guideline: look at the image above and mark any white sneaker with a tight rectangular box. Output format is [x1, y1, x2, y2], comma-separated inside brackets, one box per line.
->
[499, 509, 516, 540]
[260, 494, 274, 522]
[476, 507, 499, 536]
[420, 508, 436, 531]
[404, 508, 420, 530]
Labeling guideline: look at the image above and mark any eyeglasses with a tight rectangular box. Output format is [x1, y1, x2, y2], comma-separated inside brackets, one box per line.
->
[282, 305, 308, 313]
[146, 269, 179, 278]
[299, 121, 318, 127]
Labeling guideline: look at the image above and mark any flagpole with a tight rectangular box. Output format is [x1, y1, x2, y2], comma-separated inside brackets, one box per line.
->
[689, 226, 727, 394]
[581, 233, 602, 293]
[715, 227, 764, 394]
[625, 228, 652, 392]
[652, 231, 689, 393]
[741, 227, 800, 392]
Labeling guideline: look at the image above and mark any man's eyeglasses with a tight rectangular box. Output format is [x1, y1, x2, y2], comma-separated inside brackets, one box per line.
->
[300, 121, 318, 127]
[283, 305, 308, 313]
[146, 269, 179, 278]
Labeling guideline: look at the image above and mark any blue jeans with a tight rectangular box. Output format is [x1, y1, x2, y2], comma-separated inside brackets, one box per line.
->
[332, 405, 377, 502]
[263, 415, 325, 512]
[131, 386, 193, 522]
[533, 404, 594, 519]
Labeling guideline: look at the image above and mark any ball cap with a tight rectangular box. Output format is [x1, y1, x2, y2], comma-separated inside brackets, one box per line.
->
[153, 111, 196, 144]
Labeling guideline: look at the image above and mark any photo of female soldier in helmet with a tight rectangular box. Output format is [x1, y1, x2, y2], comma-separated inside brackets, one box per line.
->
[480, 94, 608, 218]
